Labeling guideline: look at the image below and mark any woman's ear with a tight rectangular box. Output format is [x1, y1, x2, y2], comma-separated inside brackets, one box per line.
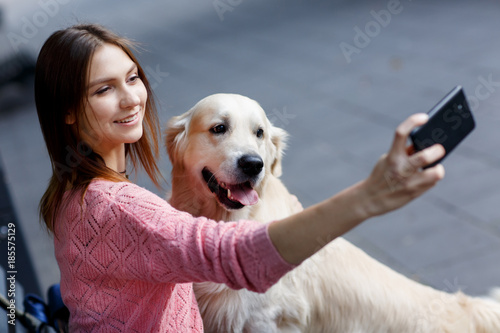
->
[65, 110, 76, 125]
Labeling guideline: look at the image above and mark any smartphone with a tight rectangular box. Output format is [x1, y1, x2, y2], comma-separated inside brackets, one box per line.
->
[410, 86, 475, 168]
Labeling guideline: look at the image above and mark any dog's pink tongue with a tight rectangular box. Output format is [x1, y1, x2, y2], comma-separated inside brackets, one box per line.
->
[229, 184, 259, 206]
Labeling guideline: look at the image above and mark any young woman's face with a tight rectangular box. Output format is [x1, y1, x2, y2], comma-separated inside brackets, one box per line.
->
[73, 43, 147, 157]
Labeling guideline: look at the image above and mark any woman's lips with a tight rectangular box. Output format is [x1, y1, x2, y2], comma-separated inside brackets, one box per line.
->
[114, 112, 139, 124]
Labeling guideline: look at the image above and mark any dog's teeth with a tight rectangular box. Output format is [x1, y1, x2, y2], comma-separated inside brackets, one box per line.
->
[227, 189, 231, 198]
[221, 182, 226, 189]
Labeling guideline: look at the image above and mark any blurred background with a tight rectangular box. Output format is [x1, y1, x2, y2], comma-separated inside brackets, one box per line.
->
[0, 0, 499, 301]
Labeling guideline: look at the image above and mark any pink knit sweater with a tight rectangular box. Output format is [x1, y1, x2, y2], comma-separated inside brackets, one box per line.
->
[54, 180, 294, 332]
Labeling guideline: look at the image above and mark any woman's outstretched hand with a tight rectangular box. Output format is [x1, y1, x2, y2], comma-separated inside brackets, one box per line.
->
[360, 113, 445, 218]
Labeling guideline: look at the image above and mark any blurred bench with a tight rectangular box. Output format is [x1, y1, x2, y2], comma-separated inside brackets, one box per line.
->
[0, 266, 27, 333]
[0, 152, 47, 332]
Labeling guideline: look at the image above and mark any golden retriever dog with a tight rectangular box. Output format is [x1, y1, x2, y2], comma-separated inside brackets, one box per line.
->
[166, 93, 500, 333]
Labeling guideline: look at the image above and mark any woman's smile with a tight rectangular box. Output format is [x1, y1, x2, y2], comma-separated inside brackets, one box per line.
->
[114, 112, 140, 125]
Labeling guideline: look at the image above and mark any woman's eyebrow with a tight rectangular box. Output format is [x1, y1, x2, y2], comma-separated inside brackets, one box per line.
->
[88, 63, 138, 88]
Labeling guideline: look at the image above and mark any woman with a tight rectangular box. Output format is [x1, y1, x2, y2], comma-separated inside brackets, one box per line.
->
[35, 24, 445, 332]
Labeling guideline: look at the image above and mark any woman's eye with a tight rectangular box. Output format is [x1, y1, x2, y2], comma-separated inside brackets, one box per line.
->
[210, 124, 226, 134]
[128, 74, 140, 83]
[256, 128, 264, 138]
[95, 87, 110, 95]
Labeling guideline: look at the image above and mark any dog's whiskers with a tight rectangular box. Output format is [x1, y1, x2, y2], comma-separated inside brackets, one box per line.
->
[209, 170, 225, 188]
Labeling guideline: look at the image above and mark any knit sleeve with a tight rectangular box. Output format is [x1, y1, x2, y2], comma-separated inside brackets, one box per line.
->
[79, 181, 294, 293]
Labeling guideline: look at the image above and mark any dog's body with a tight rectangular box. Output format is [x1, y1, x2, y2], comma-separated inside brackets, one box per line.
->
[166, 93, 500, 332]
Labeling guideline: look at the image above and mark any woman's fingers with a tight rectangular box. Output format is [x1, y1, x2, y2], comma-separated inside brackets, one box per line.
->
[390, 113, 429, 156]
[407, 144, 446, 169]
[404, 163, 445, 194]
[384, 144, 445, 192]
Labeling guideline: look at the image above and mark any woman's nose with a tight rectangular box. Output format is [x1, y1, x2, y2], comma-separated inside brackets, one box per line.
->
[119, 86, 141, 109]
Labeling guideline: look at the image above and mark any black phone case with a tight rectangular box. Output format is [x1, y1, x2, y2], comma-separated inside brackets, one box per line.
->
[410, 86, 475, 168]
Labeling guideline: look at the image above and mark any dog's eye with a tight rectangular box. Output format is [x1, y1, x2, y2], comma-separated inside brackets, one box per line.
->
[256, 128, 264, 138]
[210, 124, 226, 135]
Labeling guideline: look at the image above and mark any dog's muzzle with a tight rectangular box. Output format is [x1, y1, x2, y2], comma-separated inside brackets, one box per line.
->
[202, 155, 262, 210]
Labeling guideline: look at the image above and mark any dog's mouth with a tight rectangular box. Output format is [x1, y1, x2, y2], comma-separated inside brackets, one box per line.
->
[202, 167, 259, 210]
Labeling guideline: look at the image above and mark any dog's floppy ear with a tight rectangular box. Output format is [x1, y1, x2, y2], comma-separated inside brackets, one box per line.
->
[269, 124, 288, 177]
[165, 111, 192, 167]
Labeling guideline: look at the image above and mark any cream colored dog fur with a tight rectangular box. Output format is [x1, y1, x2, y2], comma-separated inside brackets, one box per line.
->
[166, 93, 500, 333]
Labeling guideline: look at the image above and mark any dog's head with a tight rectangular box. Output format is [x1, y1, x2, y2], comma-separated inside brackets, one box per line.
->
[166, 93, 287, 213]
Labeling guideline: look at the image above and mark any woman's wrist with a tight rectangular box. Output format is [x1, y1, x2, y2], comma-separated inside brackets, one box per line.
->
[343, 179, 376, 222]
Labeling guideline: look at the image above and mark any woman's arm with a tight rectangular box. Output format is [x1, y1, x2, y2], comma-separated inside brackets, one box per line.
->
[269, 113, 446, 265]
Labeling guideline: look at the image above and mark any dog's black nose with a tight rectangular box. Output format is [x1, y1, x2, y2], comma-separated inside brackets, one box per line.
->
[238, 155, 263, 176]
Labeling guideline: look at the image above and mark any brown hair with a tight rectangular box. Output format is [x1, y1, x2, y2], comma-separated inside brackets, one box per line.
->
[35, 24, 163, 233]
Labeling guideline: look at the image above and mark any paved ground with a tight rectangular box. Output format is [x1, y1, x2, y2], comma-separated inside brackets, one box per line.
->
[0, 0, 499, 302]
